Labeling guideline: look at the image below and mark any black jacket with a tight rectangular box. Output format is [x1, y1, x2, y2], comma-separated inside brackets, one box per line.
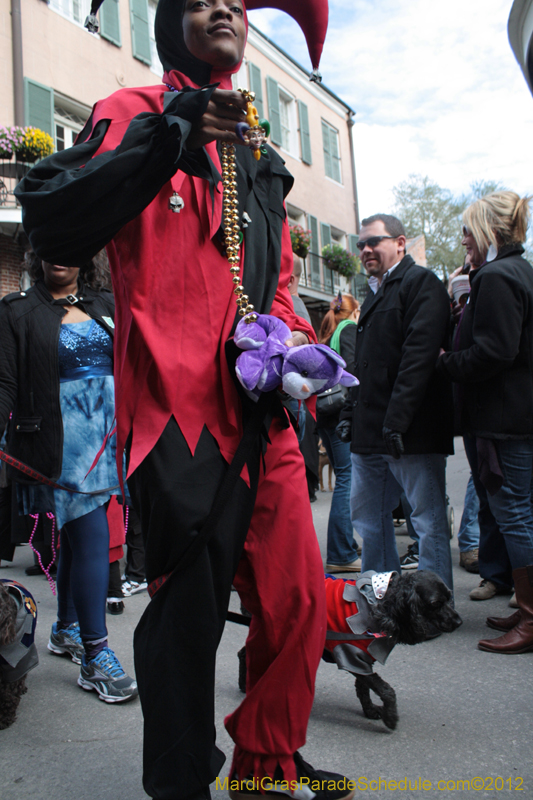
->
[340, 255, 454, 455]
[0, 281, 115, 483]
[438, 245, 533, 439]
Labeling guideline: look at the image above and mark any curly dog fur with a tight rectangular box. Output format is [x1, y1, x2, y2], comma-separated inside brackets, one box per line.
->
[237, 570, 461, 730]
[0, 584, 28, 730]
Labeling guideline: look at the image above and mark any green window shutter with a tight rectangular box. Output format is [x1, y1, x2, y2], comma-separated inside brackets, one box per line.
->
[349, 234, 359, 253]
[298, 100, 311, 165]
[320, 223, 334, 291]
[308, 215, 320, 286]
[266, 76, 282, 146]
[130, 0, 151, 65]
[329, 125, 341, 183]
[249, 63, 263, 118]
[322, 120, 332, 179]
[24, 78, 54, 136]
[100, 0, 121, 46]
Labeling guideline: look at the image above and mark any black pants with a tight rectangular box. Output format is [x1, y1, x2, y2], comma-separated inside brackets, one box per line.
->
[124, 506, 145, 582]
[128, 418, 260, 800]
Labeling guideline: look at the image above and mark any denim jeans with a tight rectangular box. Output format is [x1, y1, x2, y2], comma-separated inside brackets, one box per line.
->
[350, 452, 453, 590]
[457, 473, 480, 553]
[318, 422, 359, 565]
[464, 436, 533, 589]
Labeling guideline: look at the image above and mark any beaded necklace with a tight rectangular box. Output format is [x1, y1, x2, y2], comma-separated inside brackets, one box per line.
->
[165, 84, 270, 324]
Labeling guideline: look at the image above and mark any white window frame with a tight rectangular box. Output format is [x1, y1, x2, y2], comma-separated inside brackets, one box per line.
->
[148, 0, 164, 76]
[232, 60, 249, 91]
[278, 86, 299, 159]
[49, 0, 93, 29]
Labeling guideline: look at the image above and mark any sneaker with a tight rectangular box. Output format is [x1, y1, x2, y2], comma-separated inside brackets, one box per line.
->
[470, 579, 498, 601]
[325, 559, 361, 573]
[459, 548, 479, 573]
[229, 751, 354, 800]
[400, 544, 419, 570]
[48, 622, 84, 664]
[121, 579, 148, 597]
[107, 598, 125, 615]
[78, 647, 138, 703]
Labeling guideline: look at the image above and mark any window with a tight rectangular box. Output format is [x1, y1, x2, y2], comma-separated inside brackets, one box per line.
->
[49, 0, 92, 26]
[231, 60, 249, 92]
[131, 0, 151, 65]
[148, 0, 163, 75]
[54, 107, 86, 151]
[278, 88, 298, 157]
[321, 120, 342, 183]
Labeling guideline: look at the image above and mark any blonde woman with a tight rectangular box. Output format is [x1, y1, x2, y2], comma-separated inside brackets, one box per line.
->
[317, 293, 360, 571]
[438, 191, 533, 654]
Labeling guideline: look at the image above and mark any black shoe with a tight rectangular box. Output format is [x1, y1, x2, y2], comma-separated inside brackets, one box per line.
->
[107, 599, 125, 615]
[25, 562, 57, 576]
[229, 752, 354, 800]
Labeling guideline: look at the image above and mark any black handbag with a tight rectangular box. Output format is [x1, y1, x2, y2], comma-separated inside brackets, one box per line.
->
[316, 384, 347, 416]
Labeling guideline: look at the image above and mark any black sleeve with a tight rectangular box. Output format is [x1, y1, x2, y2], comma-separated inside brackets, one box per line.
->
[338, 323, 357, 376]
[0, 305, 19, 438]
[438, 269, 526, 384]
[15, 86, 218, 266]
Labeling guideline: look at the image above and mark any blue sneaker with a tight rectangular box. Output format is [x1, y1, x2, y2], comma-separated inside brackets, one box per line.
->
[78, 647, 138, 703]
[48, 622, 84, 664]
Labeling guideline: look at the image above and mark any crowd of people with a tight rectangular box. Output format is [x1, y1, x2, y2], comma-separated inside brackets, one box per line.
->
[0, 0, 531, 798]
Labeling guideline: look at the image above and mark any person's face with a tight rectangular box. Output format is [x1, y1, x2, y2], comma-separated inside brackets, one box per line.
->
[182, 0, 246, 70]
[41, 263, 80, 289]
[358, 220, 406, 280]
[461, 226, 485, 267]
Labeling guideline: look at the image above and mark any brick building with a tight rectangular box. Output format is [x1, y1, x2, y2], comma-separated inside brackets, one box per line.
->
[1, 0, 361, 319]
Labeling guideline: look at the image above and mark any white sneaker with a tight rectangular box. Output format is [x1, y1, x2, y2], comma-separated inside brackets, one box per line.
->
[121, 579, 148, 597]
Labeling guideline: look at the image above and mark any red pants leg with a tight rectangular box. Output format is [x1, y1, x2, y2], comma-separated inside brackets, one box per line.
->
[226, 418, 327, 784]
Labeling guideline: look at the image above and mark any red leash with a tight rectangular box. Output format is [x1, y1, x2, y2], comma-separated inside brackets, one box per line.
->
[0, 449, 119, 495]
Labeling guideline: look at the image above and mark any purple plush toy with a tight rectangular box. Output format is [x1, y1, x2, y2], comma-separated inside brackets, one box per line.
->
[234, 314, 358, 399]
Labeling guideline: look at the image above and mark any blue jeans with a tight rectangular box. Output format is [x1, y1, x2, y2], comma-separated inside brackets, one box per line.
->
[464, 436, 533, 589]
[457, 473, 480, 553]
[318, 423, 359, 565]
[350, 452, 453, 590]
[56, 504, 110, 644]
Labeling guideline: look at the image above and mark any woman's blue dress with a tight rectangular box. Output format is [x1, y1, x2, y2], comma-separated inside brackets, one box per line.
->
[18, 320, 120, 529]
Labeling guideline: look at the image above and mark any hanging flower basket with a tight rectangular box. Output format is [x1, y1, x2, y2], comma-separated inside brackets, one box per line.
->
[321, 244, 360, 278]
[0, 125, 55, 164]
[290, 224, 312, 259]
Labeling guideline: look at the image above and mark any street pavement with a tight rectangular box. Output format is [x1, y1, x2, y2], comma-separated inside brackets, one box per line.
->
[1, 438, 532, 800]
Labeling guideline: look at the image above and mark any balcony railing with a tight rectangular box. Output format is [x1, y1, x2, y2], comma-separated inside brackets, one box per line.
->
[0, 159, 32, 209]
[300, 253, 369, 303]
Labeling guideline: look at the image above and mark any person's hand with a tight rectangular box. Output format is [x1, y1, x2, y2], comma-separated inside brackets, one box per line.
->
[285, 331, 310, 348]
[186, 89, 248, 151]
[447, 266, 464, 299]
[336, 419, 352, 443]
[383, 427, 404, 459]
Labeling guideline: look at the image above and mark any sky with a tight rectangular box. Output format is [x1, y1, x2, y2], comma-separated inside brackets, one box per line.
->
[247, 0, 533, 220]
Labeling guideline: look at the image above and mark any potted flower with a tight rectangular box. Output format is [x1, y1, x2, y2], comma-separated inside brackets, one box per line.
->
[0, 126, 17, 160]
[321, 243, 360, 279]
[290, 224, 312, 259]
[15, 126, 54, 163]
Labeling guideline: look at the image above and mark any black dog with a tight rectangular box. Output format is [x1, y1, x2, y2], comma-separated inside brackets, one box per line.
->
[0, 579, 39, 729]
[236, 570, 461, 730]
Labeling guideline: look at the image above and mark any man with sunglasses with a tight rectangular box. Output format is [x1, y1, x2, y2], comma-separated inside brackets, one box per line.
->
[337, 214, 455, 595]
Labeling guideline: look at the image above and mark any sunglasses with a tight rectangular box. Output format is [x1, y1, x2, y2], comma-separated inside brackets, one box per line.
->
[462, 226, 472, 236]
[356, 235, 396, 251]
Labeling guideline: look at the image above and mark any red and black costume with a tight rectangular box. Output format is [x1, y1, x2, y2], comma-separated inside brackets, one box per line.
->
[16, 1, 331, 798]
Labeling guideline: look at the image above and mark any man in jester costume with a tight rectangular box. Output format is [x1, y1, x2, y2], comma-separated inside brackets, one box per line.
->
[16, 1, 356, 798]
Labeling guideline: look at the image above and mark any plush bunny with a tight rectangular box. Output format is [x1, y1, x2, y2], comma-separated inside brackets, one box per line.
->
[234, 314, 358, 399]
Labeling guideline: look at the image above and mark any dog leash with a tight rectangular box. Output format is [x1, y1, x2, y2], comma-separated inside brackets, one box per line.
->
[0, 450, 120, 495]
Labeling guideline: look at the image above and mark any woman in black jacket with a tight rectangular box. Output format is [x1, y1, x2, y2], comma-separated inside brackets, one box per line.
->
[0, 252, 137, 701]
[438, 191, 533, 654]
[317, 293, 360, 572]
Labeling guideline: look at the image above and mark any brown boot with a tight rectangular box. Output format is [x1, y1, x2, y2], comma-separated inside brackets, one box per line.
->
[486, 610, 521, 632]
[478, 566, 533, 653]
